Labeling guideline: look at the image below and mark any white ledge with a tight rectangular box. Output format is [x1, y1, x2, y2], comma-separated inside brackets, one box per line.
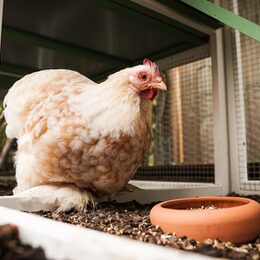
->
[0, 205, 213, 260]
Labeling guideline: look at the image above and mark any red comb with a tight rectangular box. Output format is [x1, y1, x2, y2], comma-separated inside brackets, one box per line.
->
[143, 58, 153, 66]
[143, 58, 162, 79]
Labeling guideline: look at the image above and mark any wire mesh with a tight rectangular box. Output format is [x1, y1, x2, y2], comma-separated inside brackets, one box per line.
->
[134, 50, 215, 184]
[229, 0, 260, 191]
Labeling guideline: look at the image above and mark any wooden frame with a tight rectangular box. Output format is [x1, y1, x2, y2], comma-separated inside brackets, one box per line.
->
[223, 0, 260, 195]
[125, 18, 230, 201]
[0, 205, 209, 260]
[181, 0, 260, 41]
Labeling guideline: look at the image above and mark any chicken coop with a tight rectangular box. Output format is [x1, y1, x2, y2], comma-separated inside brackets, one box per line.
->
[0, 1, 259, 259]
[0, 0, 259, 203]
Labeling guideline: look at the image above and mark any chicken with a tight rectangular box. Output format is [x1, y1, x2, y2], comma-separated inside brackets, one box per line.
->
[3, 59, 166, 212]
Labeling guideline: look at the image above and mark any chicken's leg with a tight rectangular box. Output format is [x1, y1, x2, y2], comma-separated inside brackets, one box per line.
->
[13, 184, 96, 212]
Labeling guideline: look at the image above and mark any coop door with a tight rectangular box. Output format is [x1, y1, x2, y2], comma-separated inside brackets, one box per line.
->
[134, 45, 216, 187]
[227, 0, 260, 193]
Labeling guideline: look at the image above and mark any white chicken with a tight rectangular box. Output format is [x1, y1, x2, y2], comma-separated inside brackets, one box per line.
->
[3, 59, 166, 212]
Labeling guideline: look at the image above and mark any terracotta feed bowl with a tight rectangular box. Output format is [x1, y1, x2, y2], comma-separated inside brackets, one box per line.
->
[150, 197, 260, 243]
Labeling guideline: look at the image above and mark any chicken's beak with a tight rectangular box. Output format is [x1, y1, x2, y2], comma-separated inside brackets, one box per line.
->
[140, 80, 166, 101]
[148, 81, 167, 91]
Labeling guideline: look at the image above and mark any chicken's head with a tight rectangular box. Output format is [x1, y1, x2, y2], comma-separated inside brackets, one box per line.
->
[128, 59, 167, 101]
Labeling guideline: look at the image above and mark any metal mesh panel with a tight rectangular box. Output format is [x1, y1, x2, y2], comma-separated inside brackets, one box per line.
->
[229, 0, 260, 191]
[135, 50, 215, 184]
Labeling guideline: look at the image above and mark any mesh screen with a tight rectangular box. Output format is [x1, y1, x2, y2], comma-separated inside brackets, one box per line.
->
[229, 0, 260, 190]
[134, 52, 215, 184]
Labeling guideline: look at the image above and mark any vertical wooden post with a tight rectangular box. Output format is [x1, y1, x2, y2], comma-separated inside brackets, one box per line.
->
[211, 28, 230, 194]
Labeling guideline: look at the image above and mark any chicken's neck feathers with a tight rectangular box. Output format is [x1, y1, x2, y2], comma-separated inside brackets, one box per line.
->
[72, 75, 151, 139]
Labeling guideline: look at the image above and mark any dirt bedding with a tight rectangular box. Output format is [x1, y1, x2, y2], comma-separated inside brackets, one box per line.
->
[0, 224, 48, 260]
[0, 179, 259, 259]
[0, 178, 16, 196]
[39, 199, 260, 260]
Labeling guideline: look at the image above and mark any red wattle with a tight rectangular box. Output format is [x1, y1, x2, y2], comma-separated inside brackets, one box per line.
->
[140, 88, 158, 101]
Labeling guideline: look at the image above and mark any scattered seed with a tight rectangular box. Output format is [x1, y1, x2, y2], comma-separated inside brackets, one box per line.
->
[37, 200, 260, 260]
[0, 180, 259, 260]
[188, 205, 218, 210]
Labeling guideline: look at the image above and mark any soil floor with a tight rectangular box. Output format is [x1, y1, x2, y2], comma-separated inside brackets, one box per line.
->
[38, 197, 260, 260]
[0, 179, 259, 259]
[0, 224, 47, 260]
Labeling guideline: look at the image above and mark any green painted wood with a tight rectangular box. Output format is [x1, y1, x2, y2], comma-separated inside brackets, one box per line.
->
[0, 75, 19, 89]
[0, 63, 33, 89]
[0, 63, 36, 76]
[92, 68, 119, 82]
[157, 0, 221, 29]
[93, 42, 194, 81]
[1, 40, 194, 86]
[93, 0, 206, 44]
[181, 0, 260, 42]
[133, 42, 194, 65]
[113, 0, 206, 38]
[2, 26, 131, 65]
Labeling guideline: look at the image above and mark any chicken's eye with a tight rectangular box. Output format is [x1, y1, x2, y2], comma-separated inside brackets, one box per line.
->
[139, 72, 148, 81]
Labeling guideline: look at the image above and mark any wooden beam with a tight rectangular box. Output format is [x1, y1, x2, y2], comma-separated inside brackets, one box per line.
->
[0, 74, 18, 89]
[156, 0, 221, 29]
[92, 42, 194, 81]
[94, 0, 206, 44]
[91, 68, 119, 82]
[133, 42, 194, 65]
[181, 0, 260, 42]
[2, 26, 131, 65]
[0, 63, 37, 89]
[0, 63, 36, 76]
